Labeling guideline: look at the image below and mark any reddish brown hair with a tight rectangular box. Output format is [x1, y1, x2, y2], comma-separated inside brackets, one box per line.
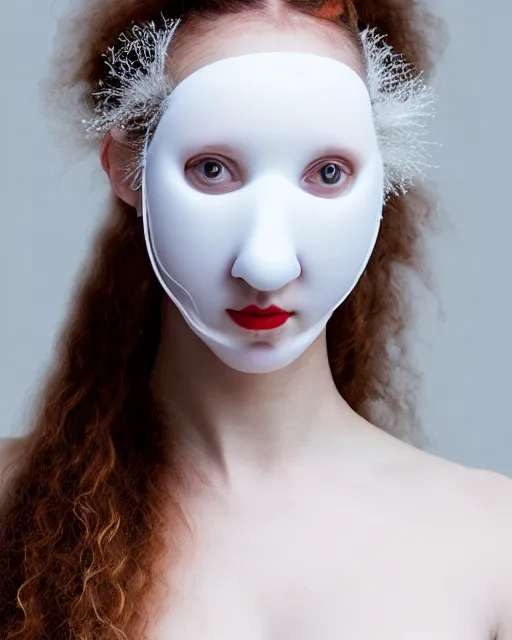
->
[0, 0, 440, 637]
[314, 0, 345, 21]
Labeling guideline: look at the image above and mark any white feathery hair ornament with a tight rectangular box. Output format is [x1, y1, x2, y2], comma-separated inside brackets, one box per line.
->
[83, 15, 437, 198]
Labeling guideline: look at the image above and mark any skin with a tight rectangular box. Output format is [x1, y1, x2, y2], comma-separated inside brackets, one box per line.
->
[95, 10, 512, 640]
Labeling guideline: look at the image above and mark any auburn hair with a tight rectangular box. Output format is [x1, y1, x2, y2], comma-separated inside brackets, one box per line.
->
[0, 0, 441, 637]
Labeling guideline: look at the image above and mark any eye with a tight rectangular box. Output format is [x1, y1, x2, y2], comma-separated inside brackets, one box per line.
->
[184, 155, 353, 196]
[304, 161, 352, 196]
[185, 156, 239, 193]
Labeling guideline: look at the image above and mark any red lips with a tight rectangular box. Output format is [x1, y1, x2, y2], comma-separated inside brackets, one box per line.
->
[226, 305, 293, 331]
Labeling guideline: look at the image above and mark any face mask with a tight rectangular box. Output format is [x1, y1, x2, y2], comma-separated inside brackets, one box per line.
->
[140, 52, 384, 374]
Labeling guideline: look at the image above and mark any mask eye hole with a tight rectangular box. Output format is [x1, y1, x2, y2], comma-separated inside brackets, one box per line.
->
[184, 154, 355, 197]
[303, 160, 353, 197]
[185, 156, 240, 193]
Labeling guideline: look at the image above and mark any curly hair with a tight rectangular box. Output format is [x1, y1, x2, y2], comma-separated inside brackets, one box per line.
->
[0, 0, 442, 637]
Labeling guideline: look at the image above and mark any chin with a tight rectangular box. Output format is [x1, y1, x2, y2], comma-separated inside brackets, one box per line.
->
[206, 335, 316, 375]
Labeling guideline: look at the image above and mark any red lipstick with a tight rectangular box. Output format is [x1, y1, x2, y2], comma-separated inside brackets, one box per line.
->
[227, 305, 293, 331]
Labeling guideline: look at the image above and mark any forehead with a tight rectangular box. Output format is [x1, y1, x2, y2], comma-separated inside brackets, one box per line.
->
[153, 52, 377, 160]
[168, 12, 364, 84]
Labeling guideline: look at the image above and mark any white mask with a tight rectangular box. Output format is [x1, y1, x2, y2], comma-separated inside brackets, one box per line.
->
[140, 52, 384, 374]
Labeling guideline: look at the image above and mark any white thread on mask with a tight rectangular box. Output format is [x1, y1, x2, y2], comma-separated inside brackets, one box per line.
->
[82, 16, 437, 197]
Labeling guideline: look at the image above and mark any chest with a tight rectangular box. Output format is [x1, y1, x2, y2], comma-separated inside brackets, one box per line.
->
[148, 480, 498, 640]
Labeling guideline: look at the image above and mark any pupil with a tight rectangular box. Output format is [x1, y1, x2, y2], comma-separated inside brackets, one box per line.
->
[321, 164, 340, 184]
[204, 161, 221, 179]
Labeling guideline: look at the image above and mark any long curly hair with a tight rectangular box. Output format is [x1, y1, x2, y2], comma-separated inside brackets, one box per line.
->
[0, 0, 442, 637]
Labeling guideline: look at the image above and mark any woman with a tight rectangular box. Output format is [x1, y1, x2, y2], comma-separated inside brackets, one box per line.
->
[1, 0, 511, 638]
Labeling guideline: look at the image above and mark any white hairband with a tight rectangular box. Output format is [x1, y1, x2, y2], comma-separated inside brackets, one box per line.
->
[82, 16, 438, 198]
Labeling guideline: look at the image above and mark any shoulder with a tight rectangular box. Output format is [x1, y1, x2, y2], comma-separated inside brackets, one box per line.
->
[0, 436, 27, 470]
[388, 440, 512, 532]
[455, 464, 512, 538]
[463, 465, 512, 508]
[460, 466, 512, 640]
[441, 462, 512, 524]
[0, 435, 28, 512]
[407, 454, 512, 638]
[413, 449, 512, 519]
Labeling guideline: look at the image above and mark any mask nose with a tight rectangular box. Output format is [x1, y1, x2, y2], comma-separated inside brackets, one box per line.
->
[231, 196, 301, 292]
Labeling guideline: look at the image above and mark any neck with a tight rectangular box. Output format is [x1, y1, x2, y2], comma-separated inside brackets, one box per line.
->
[151, 299, 363, 490]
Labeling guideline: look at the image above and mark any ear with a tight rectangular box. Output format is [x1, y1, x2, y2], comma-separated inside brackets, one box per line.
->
[99, 128, 139, 208]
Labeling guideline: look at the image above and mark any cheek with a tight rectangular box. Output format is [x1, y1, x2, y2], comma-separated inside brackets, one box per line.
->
[145, 165, 247, 300]
[296, 160, 384, 316]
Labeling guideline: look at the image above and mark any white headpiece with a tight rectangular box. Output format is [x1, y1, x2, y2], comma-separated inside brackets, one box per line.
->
[83, 16, 437, 198]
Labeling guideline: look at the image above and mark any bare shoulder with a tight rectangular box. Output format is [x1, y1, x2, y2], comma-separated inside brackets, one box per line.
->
[409, 453, 512, 639]
[459, 463, 512, 511]
[404, 441, 512, 506]
[454, 464, 512, 640]
[456, 463, 512, 545]
[419, 447, 512, 510]
[0, 435, 29, 511]
[381, 433, 512, 520]
[402, 445, 512, 562]
[0, 435, 28, 468]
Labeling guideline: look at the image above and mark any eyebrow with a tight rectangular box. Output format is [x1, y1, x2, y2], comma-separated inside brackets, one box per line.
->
[185, 143, 243, 158]
[187, 142, 362, 164]
[190, 142, 237, 154]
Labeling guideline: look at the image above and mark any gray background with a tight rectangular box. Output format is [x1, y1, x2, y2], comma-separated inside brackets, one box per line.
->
[1, 1, 510, 475]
